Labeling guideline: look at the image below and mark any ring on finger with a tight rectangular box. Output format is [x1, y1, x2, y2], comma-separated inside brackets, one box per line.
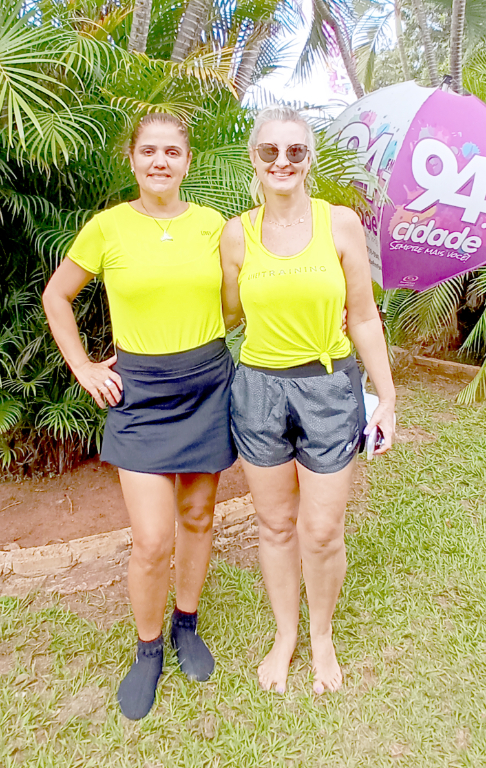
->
[104, 378, 114, 387]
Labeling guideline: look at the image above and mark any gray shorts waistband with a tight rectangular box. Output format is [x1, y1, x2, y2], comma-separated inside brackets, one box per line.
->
[240, 355, 355, 379]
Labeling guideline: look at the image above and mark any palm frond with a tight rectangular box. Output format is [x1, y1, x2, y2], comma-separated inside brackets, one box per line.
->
[181, 144, 253, 216]
[16, 106, 107, 169]
[397, 275, 465, 337]
[0, 393, 23, 433]
[293, 0, 356, 83]
[459, 305, 486, 356]
[36, 384, 96, 442]
[457, 359, 486, 404]
[352, 5, 393, 90]
[0, 436, 18, 470]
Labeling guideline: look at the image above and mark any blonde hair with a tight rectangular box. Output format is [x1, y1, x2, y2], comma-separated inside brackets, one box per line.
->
[248, 105, 316, 204]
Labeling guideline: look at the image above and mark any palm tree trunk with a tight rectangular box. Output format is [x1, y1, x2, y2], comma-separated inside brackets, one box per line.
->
[234, 21, 272, 99]
[171, 0, 210, 63]
[321, 6, 364, 99]
[394, 0, 410, 80]
[128, 0, 153, 54]
[450, 0, 466, 94]
[410, 0, 440, 87]
[235, 41, 263, 99]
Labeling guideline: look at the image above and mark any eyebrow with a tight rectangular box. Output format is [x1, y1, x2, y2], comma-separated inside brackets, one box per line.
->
[138, 144, 183, 151]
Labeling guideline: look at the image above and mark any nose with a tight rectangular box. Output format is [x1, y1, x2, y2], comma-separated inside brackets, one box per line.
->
[152, 150, 168, 167]
[273, 148, 289, 167]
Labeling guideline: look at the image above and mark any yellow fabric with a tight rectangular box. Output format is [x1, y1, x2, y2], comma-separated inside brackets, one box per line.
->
[238, 198, 351, 371]
[67, 202, 225, 355]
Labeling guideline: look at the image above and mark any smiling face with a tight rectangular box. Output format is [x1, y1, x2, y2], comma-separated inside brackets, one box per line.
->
[129, 122, 192, 199]
[250, 120, 312, 197]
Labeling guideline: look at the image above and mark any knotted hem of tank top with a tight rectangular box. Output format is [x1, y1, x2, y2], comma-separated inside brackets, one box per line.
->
[319, 351, 333, 373]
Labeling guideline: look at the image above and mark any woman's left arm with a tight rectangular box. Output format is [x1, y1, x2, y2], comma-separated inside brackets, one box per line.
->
[331, 205, 396, 453]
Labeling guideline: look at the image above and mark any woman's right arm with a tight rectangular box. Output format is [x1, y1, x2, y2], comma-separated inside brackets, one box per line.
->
[220, 217, 245, 328]
[42, 258, 123, 408]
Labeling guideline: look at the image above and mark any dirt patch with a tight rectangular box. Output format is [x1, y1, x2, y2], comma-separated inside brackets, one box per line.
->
[0, 365, 471, 555]
[393, 366, 468, 397]
[0, 459, 249, 549]
[395, 425, 436, 444]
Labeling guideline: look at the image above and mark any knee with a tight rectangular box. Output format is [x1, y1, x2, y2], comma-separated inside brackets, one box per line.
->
[258, 513, 297, 546]
[299, 518, 344, 553]
[178, 501, 214, 535]
[132, 529, 173, 569]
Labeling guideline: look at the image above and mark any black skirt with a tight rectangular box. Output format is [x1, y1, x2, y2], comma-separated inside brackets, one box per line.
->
[101, 339, 237, 474]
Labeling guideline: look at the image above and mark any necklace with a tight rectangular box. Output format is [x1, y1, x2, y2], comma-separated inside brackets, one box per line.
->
[265, 200, 311, 228]
[140, 199, 175, 242]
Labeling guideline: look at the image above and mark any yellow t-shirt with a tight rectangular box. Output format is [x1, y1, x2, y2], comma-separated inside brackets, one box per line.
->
[239, 198, 351, 371]
[67, 202, 226, 355]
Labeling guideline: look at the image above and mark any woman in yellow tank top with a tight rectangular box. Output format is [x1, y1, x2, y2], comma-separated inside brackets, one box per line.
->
[43, 114, 236, 720]
[221, 106, 395, 696]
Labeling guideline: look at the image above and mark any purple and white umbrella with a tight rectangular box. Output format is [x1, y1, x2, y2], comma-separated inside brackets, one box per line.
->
[330, 81, 486, 291]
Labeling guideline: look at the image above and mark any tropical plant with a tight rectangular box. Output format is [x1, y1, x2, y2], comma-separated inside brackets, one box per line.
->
[370, 0, 486, 91]
[291, 0, 364, 99]
[352, 0, 410, 92]
[463, 42, 486, 101]
[0, 0, 242, 475]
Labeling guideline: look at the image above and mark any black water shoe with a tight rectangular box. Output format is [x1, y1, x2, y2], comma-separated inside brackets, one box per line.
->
[117, 634, 163, 720]
[170, 608, 214, 682]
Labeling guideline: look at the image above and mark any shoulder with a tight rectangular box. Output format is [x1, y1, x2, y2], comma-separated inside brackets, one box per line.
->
[221, 215, 247, 252]
[220, 216, 245, 269]
[330, 204, 362, 232]
[85, 203, 129, 236]
[92, 202, 128, 223]
[190, 203, 225, 227]
[222, 215, 244, 238]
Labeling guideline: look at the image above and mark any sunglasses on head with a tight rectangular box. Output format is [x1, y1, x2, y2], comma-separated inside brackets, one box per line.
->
[256, 143, 309, 164]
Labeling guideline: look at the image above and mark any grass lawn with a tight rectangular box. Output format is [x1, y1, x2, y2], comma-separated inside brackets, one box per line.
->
[1, 381, 486, 767]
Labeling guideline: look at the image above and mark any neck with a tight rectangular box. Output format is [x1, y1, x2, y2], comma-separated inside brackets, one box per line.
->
[135, 190, 188, 218]
[263, 190, 310, 223]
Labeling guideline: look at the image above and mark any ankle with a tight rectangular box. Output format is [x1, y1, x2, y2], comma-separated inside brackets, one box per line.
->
[275, 629, 298, 645]
[310, 625, 333, 642]
[137, 633, 164, 655]
[172, 606, 198, 630]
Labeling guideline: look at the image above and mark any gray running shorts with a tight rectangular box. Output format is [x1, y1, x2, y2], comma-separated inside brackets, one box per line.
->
[230, 357, 366, 474]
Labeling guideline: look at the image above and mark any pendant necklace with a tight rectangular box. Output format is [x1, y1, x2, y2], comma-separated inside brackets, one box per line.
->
[265, 200, 311, 228]
[141, 199, 174, 242]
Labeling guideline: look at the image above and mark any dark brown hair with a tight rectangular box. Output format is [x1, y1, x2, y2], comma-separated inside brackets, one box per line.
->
[129, 113, 191, 154]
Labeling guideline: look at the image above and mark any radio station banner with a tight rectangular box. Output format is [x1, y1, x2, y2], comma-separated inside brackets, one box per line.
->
[330, 82, 486, 291]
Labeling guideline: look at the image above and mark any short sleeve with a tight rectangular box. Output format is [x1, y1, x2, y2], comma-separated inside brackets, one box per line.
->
[214, 211, 225, 233]
[66, 215, 106, 275]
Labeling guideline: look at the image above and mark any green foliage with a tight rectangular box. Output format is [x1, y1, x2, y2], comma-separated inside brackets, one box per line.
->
[374, 267, 486, 404]
[464, 44, 486, 101]
[0, 0, 374, 477]
[368, 0, 486, 95]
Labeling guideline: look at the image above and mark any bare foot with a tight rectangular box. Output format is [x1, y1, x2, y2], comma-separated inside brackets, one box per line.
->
[311, 628, 342, 694]
[257, 631, 296, 693]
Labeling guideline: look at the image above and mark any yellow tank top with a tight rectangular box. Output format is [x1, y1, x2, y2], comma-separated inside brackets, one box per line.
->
[67, 202, 225, 355]
[239, 198, 351, 371]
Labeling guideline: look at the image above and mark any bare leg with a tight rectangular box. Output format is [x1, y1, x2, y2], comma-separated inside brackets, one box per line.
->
[240, 458, 300, 693]
[296, 458, 356, 694]
[174, 472, 220, 612]
[118, 469, 176, 641]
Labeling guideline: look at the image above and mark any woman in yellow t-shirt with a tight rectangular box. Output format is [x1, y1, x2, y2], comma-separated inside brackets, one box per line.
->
[220, 106, 395, 697]
[43, 113, 236, 720]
